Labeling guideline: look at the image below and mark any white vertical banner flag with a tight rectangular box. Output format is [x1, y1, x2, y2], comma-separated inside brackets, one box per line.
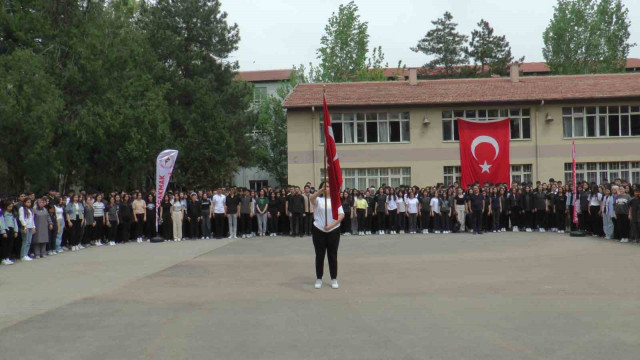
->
[156, 149, 179, 231]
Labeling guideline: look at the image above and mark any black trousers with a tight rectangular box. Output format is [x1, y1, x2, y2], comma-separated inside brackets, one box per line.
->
[365, 208, 373, 231]
[341, 212, 351, 234]
[510, 207, 521, 228]
[312, 226, 340, 279]
[241, 214, 251, 235]
[269, 212, 278, 234]
[135, 214, 144, 238]
[387, 209, 397, 231]
[589, 206, 603, 235]
[214, 213, 225, 238]
[357, 209, 366, 232]
[376, 212, 386, 232]
[1, 228, 15, 259]
[291, 213, 303, 236]
[120, 221, 131, 243]
[304, 212, 313, 235]
[556, 209, 566, 230]
[94, 217, 105, 242]
[523, 210, 533, 229]
[421, 210, 430, 231]
[189, 218, 200, 239]
[70, 218, 82, 246]
[471, 210, 482, 233]
[108, 221, 118, 241]
[534, 209, 546, 229]
[615, 214, 630, 239]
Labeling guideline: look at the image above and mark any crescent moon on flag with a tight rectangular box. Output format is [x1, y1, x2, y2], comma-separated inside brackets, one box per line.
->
[471, 136, 499, 161]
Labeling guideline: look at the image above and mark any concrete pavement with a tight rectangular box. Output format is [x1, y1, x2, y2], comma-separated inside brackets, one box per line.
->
[1, 232, 639, 359]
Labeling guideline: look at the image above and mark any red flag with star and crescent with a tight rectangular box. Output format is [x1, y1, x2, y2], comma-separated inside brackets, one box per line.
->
[458, 118, 511, 188]
[323, 94, 343, 220]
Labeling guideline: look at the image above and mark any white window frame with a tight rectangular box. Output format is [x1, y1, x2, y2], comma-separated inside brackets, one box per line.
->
[562, 105, 640, 138]
[511, 164, 533, 185]
[322, 168, 411, 190]
[564, 161, 640, 184]
[443, 166, 461, 186]
[321, 112, 410, 144]
[442, 108, 531, 141]
[253, 86, 267, 104]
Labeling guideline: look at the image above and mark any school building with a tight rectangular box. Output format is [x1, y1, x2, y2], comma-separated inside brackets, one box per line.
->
[283, 65, 640, 189]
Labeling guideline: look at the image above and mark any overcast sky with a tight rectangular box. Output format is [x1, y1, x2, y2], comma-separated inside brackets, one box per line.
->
[221, 0, 640, 71]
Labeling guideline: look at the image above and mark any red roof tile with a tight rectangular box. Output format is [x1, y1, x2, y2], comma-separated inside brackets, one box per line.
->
[283, 73, 640, 109]
[236, 69, 292, 82]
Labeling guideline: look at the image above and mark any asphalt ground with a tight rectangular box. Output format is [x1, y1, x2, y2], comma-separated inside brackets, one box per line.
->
[1, 232, 639, 360]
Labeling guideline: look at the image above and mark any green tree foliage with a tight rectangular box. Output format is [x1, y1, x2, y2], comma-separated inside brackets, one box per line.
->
[412, 11, 469, 77]
[468, 19, 521, 76]
[543, 0, 635, 74]
[313, 1, 386, 82]
[140, 0, 254, 188]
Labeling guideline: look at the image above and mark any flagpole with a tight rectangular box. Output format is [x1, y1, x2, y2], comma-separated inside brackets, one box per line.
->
[323, 85, 328, 222]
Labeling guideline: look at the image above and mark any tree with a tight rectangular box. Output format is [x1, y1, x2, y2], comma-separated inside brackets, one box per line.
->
[314, 1, 386, 82]
[140, 0, 254, 188]
[543, 0, 635, 74]
[412, 11, 468, 77]
[468, 19, 521, 76]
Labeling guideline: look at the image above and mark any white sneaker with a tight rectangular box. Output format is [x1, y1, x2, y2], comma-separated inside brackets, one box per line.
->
[1, 259, 14, 265]
[314, 279, 322, 289]
[540, 228, 546, 232]
[242, 234, 246, 239]
[78, 244, 85, 249]
[331, 279, 339, 289]
[621, 238, 629, 243]
[57, 248, 64, 253]
[21, 255, 33, 261]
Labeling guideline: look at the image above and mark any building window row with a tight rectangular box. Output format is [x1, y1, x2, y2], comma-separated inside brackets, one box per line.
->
[442, 108, 531, 141]
[562, 106, 640, 138]
[322, 167, 411, 189]
[321, 112, 410, 144]
[564, 161, 640, 185]
[443, 164, 532, 186]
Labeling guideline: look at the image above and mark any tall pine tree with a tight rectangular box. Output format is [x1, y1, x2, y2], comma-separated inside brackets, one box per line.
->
[468, 19, 520, 76]
[412, 11, 468, 77]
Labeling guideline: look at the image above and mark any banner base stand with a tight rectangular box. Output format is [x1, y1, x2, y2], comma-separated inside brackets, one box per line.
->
[150, 236, 165, 243]
[570, 230, 586, 237]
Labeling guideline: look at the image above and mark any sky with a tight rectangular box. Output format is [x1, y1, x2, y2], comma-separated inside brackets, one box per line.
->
[221, 0, 640, 72]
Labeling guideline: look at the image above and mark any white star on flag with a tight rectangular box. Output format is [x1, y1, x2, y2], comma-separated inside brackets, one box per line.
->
[479, 161, 492, 173]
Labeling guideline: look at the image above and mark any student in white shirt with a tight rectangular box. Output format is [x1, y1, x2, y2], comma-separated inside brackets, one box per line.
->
[309, 181, 345, 289]
[430, 192, 442, 234]
[385, 190, 398, 235]
[405, 191, 420, 234]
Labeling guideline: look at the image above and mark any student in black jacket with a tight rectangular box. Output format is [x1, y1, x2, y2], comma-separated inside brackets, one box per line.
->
[187, 193, 202, 240]
[520, 186, 534, 232]
[288, 187, 305, 237]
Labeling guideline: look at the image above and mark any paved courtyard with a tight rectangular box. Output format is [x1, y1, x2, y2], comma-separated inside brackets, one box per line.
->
[1, 232, 639, 360]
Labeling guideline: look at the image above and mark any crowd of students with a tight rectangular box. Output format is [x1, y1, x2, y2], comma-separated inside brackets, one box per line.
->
[1, 178, 639, 266]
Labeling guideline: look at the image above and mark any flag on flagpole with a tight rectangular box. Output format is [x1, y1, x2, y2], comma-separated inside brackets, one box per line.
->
[458, 118, 511, 188]
[572, 141, 578, 224]
[323, 93, 343, 220]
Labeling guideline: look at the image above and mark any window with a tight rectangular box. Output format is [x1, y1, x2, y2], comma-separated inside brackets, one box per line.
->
[443, 166, 461, 186]
[562, 105, 640, 138]
[564, 161, 640, 184]
[322, 168, 411, 190]
[249, 180, 268, 191]
[321, 112, 410, 144]
[253, 87, 267, 104]
[442, 108, 531, 141]
[511, 164, 533, 185]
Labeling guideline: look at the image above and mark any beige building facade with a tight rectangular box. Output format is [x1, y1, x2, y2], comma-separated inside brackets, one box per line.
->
[284, 70, 640, 189]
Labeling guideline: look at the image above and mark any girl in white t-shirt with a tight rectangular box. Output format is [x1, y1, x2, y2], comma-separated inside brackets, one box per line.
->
[310, 181, 345, 290]
[430, 192, 442, 234]
[386, 190, 398, 234]
[406, 191, 420, 234]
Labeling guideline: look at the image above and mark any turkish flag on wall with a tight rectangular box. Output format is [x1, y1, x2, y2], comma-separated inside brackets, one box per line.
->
[323, 94, 343, 220]
[458, 118, 511, 188]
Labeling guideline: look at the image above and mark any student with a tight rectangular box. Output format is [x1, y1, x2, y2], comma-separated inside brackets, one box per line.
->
[119, 194, 134, 244]
[106, 196, 120, 245]
[533, 184, 547, 232]
[588, 185, 603, 237]
[212, 188, 227, 239]
[420, 189, 431, 234]
[268, 192, 279, 236]
[386, 189, 398, 235]
[256, 189, 269, 237]
[613, 187, 631, 242]
[93, 194, 106, 245]
[54, 197, 66, 252]
[302, 185, 314, 236]
[629, 188, 640, 243]
[84, 197, 95, 245]
[287, 187, 305, 237]
[453, 188, 466, 233]
[145, 194, 156, 240]
[340, 191, 353, 236]
[365, 190, 375, 235]
[355, 192, 368, 236]
[498, 187, 509, 232]
[406, 191, 420, 234]
[64, 195, 84, 252]
[601, 187, 615, 240]
[578, 182, 590, 233]
[546, 185, 557, 232]
[132, 192, 146, 243]
[467, 185, 484, 235]
[489, 187, 502, 233]
[440, 191, 452, 234]
[374, 188, 387, 235]
[396, 191, 406, 234]
[30, 198, 51, 259]
[187, 193, 202, 240]
[309, 181, 345, 289]
[520, 186, 534, 232]
[170, 195, 185, 241]
[555, 187, 567, 234]
[508, 188, 521, 232]
[225, 188, 240, 239]
[47, 204, 58, 256]
[198, 194, 211, 239]
[430, 191, 442, 234]
[1, 201, 19, 265]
